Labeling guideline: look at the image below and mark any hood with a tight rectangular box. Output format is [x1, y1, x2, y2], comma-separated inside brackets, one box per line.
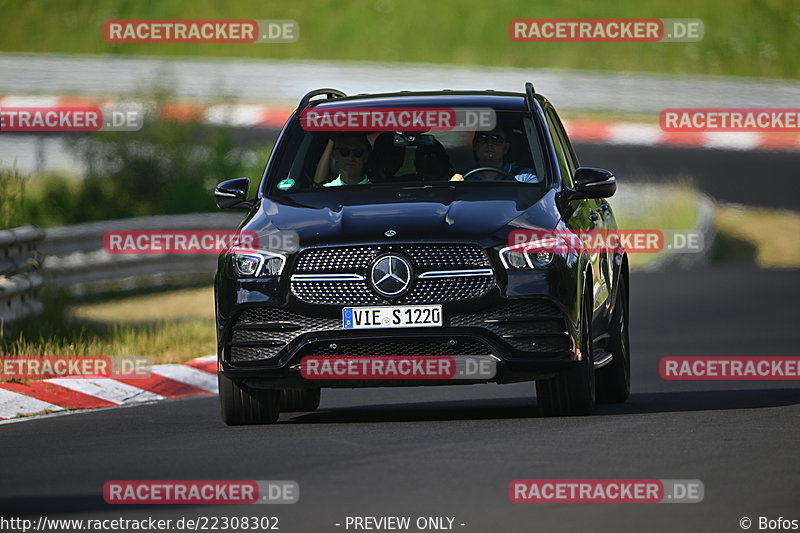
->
[244, 185, 561, 249]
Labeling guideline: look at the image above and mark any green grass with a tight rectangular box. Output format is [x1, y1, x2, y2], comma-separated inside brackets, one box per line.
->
[1, 0, 798, 79]
[1, 290, 216, 365]
[612, 182, 703, 269]
[0, 167, 27, 230]
[4, 116, 271, 228]
[714, 204, 800, 267]
[613, 183, 701, 230]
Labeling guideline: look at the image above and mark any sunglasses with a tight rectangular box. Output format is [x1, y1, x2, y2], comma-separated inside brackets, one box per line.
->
[475, 133, 506, 144]
[336, 147, 365, 158]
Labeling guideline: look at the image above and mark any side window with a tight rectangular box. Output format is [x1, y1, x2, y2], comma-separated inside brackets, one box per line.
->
[548, 108, 580, 175]
[545, 109, 573, 187]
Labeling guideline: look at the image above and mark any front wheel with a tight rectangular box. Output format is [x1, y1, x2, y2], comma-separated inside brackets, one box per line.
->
[280, 389, 321, 412]
[219, 374, 281, 425]
[536, 288, 595, 416]
[596, 276, 631, 403]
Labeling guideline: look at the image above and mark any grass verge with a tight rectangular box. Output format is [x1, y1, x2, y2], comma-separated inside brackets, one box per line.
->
[611, 181, 702, 270]
[714, 204, 800, 268]
[1, 289, 217, 366]
[0, 0, 797, 79]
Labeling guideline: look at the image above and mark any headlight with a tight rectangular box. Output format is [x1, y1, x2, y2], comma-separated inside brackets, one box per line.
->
[230, 249, 286, 277]
[528, 250, 554, 268]
[501, 247, 529, 269]
[498, 244, 556, 270]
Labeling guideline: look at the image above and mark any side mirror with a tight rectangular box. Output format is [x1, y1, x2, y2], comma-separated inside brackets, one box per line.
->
[568, 168, 616, 200]
[214, 178, 253, 210]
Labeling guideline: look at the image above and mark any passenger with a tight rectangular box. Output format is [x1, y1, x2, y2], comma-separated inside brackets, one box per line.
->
[316, 133, 372, 187]
[368, 132, 406, 182]
[414, 139, 456, 181]
[451, 126, 540, 183]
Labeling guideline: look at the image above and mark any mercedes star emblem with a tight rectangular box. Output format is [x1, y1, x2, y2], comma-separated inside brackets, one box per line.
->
[385, 230, 397, 237]
[370, 254, 412, 297]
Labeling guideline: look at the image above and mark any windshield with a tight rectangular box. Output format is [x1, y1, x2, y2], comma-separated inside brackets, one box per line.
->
[264, 109, 550, 195]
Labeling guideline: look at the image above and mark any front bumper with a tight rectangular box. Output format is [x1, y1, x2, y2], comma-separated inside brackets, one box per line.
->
[218, 297, 578, 388]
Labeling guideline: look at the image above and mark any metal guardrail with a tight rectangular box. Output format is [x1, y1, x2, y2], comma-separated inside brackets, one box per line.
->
[38, 213, 246, 295]
[610, 184, 717, 272]
[0, 225, 45, 328]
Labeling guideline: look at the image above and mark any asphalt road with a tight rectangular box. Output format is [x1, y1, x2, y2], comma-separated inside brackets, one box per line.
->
[1, 266, 798, 533]
[575, 142, 800, 211]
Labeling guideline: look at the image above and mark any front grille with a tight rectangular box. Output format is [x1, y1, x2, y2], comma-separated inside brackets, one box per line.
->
[291, 276, 494, 305]
[291, 244, 494, 305]
[301, 339, 491, 357]
[395, 244, 489, 268]
[229, 308, 340, 363]
[229, 346, 280, 363]
[295, 246, 380, 272]
[406, 277, 494, 303]
[227, 299, 569, 363]
[292, 281, 383, 305]
[237, 307, 339, 328]
[450, 299, 569, 354]
[294, 244, 490, 273]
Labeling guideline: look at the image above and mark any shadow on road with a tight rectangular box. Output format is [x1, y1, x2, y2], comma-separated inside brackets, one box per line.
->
[600, 387, 800, 415]
[281, 387, 800, 424]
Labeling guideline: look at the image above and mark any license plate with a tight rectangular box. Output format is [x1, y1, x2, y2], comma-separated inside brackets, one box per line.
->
[342, 305, 443, 329]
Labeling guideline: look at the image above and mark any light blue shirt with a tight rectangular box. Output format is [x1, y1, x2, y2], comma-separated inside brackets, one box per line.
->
[323, 175, 371, 187]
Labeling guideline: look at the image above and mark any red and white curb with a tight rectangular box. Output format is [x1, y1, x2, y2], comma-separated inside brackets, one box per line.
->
[0, 95, 293, 129]
[560, 119, 800, 152]
[0, 355, 217, 423]
[1, 94, 798, 152]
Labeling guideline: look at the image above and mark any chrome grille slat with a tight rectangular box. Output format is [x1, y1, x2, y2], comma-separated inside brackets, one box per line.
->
[295, 246, 381, 272]
[291, 244, 495, 305]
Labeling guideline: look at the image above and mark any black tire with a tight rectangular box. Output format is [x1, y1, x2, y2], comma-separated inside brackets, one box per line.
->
[280, 389, 321, 412]
[536, 287, 595, 416]
[596, 276, 631, 404]
[219, 373, 280, 425]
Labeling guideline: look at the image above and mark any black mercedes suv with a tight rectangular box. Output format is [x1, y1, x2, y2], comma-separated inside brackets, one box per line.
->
[213, 83, 630, 424]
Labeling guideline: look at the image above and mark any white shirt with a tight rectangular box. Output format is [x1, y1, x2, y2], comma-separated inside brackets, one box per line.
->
[323, 175, 371, 187]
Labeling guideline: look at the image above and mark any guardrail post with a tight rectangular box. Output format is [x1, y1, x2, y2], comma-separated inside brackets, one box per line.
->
[0, 225, 46, 332]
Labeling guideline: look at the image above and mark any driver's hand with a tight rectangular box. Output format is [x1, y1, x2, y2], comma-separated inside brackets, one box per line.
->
[450, 173, 464, 181]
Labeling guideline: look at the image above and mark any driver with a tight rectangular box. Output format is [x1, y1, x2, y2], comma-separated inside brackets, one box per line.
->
[323, 133, 372, 187]
[451, 125, 540, 183]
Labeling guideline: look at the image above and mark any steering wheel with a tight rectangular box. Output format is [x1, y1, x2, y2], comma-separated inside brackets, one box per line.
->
[462, 166, 517, 181]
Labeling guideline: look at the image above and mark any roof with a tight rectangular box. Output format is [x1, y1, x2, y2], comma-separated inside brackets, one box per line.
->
[308, 90, 532, 111]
